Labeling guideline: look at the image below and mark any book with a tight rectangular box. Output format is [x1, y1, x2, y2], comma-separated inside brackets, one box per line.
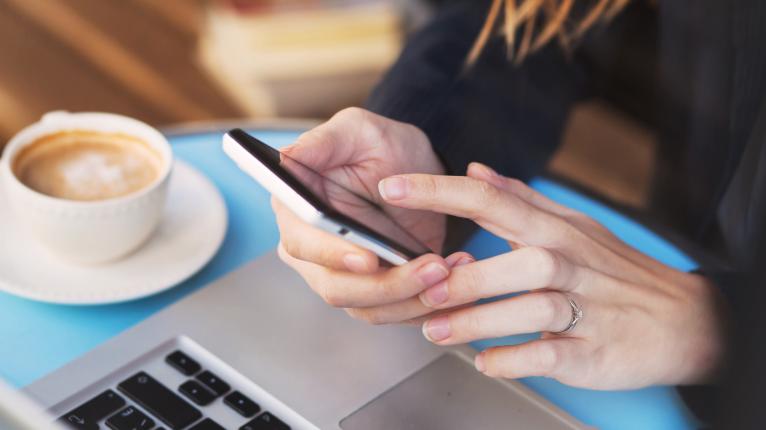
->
[198, 0, 403, 117]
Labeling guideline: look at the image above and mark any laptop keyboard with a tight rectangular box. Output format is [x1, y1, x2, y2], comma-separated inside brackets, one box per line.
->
[59, 349, 290, 430]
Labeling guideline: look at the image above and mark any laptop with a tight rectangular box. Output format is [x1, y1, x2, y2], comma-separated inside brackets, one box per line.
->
[10, 252, 588, 430]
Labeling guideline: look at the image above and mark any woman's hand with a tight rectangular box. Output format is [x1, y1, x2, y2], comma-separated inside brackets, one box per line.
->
[274, 107, 470, 323]
[376, 162, 728, 390]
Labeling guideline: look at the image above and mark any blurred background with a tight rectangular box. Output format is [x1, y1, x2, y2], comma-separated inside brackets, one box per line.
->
[0, 0, 655, 210]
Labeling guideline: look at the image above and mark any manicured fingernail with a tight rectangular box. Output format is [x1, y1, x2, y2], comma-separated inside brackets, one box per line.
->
[480, 163, 499, 177]
[423, 316, 451, 342]
[455, 256, 474, 267]
[378, 177, 408, 200]
[420, 281, 448, 307]
[445, 253, 462, 267]
[470, 162, 497, 178]
[446, 254, 474, 267]
[416, 262, 448, 287]
[343, 254, 368, 272]
[475, 353, 486, 372]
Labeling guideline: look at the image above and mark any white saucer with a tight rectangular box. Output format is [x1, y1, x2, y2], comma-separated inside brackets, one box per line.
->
[0, 160, 227, 305]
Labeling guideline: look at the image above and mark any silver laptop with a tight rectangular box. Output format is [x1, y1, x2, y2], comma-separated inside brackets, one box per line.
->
[9, 252, 588, 430]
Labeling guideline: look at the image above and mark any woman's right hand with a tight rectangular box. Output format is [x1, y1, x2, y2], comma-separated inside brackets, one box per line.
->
[273, 108, 469, 323]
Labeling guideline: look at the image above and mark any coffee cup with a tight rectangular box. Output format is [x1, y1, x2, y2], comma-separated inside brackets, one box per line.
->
[1, 111, 173, 264]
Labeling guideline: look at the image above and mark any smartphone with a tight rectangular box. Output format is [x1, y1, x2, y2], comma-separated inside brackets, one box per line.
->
[222, 128, 432, 265]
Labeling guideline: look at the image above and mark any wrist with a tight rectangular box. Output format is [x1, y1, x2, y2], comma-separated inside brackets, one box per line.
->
[676, 275, 731, 385]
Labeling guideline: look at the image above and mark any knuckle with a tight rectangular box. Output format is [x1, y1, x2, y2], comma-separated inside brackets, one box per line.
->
[315, 245, 339, 267]
[346, 308, 386, 325]
[403, 123, 426, 141]
[533, 293, 564, 329]
[505, 178, 527, 194]
[456, 266, 486, 299]
[476, 179, 500, 206]
[320, 285, 344, 307]
[378, 274, 404, 302]
[294, 130, 314, 145]
[364, 311, 388, 325]
[415, 174, 438, 197]
[571, 213, 609, 234]
[459, 311, 485, 338]
[281, 237, 303, 260]
[526, 247, 560, 286]
[534, 342, 562, 376]
[335, 106, 365, 120]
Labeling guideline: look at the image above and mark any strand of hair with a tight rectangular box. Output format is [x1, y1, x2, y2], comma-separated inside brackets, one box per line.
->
[531, 0, 574, 52]
[504, 0, 518, 59]
[515, 0, 546, 26]
[465, 0, 504, 66]
[574, 0, 612, 38]
[515, 14, 537, 64]
[605, 0, 630, 20]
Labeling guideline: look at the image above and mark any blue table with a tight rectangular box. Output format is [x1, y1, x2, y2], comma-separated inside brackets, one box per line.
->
[0, 127, 698, 429]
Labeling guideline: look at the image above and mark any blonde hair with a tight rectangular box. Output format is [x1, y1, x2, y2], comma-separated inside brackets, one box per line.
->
[467, 0, 631, 65]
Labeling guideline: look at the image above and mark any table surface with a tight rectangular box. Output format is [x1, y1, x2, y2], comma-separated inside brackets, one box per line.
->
[0, 128, 699, 430]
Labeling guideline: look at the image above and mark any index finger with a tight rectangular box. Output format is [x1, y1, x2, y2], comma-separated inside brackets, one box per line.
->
[378, 174, 564, 246]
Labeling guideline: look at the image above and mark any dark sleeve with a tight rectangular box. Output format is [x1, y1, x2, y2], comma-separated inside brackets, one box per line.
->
[686, 94, 766, 428]
[675, 269, 740, 427]
[365, 0, 590, 180]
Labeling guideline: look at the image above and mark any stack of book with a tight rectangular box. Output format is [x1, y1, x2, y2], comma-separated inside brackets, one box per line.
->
[198, 0, 404, 118]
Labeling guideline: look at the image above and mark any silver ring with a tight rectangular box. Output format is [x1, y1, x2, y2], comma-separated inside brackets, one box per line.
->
[551, 296, 583, 335]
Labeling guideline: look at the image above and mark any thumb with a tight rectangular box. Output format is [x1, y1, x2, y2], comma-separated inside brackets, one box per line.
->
[282, 118, 361, 171]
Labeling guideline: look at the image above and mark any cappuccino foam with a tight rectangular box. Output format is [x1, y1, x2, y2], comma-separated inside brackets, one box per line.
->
[12, 131, 162, 201]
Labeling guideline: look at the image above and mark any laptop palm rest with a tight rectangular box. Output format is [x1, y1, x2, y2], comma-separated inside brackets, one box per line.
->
[340, 353, 580, 430]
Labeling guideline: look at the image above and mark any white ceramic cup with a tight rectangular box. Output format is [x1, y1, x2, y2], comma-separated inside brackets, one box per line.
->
[1, 111, 173, 264]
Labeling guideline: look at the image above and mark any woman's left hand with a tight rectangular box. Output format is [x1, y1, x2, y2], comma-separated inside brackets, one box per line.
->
[376, 162, 728, 390]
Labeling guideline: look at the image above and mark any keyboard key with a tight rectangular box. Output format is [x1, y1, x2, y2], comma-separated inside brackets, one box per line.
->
[118, 371, 202, 430]
[224, 391, 260, 418]
[59, 415, 97, 430]
[105, 406, 154, 430]
[166, 350, 201, 376]
[240, 412, 290, 430]
[60, 389, 125, 430]
[179, 380, 217, 406]
[189, 418, 226, 430]
[196, 370, 230, 396]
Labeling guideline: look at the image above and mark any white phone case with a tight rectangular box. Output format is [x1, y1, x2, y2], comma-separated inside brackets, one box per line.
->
[222, 134, 409, 265]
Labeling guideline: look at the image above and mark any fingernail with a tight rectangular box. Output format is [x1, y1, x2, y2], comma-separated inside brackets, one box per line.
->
[455, 256, 474, 267]
[416, 262, 448, 287]
[445, 253, 463, 267]
[423, 316, 451, 342]
[471, 163, 506, 188]
[475, 353, 486, 372]
[446, 254, 474, 267]
[420, 281, 448, 307]
[480, 163, 499, 177]
[378, 177, 408, 200]
[343, 254, 368, 272]
[470, 162, 497, 177]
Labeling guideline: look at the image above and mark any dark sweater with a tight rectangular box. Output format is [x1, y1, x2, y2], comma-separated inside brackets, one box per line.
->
[366, 0, 766, 426]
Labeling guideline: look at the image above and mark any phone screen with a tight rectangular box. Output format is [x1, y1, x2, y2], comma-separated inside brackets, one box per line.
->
[228, 129, 432, 259]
